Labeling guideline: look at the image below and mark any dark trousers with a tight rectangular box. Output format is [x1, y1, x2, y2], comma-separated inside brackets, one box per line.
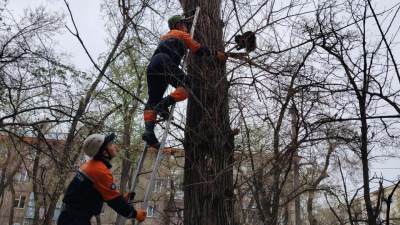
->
[57, 210, 92, 225]
[145, 54, 192, 110]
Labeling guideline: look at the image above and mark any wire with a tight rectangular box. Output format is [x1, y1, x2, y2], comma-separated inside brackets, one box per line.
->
[371, 168, 400, 169]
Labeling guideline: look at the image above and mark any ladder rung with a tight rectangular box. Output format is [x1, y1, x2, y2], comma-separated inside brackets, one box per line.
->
[131, 199, 144, 203]
[164, 207, 184, 212]
[137, 170, 153, 175]
[163, 209, 181, 212]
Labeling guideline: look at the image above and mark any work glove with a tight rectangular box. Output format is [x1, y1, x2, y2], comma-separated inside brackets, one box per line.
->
[136, 210, 147, 221]
[216, 51, 227, 63]
[123, 191, 136, 202]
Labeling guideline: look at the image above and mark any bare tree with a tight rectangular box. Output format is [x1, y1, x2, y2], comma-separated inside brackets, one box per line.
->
[42, 0, 151, 222]
[176, 1, 235, 224]
[303, 0, 400, 223]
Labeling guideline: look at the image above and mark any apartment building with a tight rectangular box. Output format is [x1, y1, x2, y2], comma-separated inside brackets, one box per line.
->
[354, 184, 400, 224]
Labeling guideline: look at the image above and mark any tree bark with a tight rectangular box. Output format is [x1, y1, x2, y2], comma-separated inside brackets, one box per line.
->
[181, 1, 234, 224]
[115, 102, 136, 224]
[0, 157, 22, 209]
[307, 191, 316, 225]
[32, 147, 43, 225]
[385, 179, 400, 225]
[9, 182, 15, 225]
[291, 106, 301, 225]
[360, 98, 374, 224]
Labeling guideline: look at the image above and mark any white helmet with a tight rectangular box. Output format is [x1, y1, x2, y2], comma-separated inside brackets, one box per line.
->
[83, 134, 105, 157]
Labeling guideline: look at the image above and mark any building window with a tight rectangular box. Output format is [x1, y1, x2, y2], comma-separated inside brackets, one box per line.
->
[167, 176, 183, 200]
[25, 192, 35, 218]
[26, 151, 37, 160]
[154, 180, 162, 193]
[14, 196, 26, 209]
[39, 206, 45, 219]
[147, 203, 159, 218]
[381, 202, 387, 212]
[174, 178, 182, 189]
[175, 190, 184, 200]
[175, 210, 182, 218]
[19, 171, 27, 183]
[167, 176, 182, 190]
[147, 205, 153, 217]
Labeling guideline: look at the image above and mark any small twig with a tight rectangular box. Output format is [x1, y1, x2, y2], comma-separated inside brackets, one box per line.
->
[63, 0, 145, 105]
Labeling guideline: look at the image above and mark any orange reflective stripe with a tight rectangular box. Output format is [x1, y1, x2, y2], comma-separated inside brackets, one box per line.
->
[170, 87, 190, 102]
[161, 30, 201, 53]
[144, 110, 157, 123]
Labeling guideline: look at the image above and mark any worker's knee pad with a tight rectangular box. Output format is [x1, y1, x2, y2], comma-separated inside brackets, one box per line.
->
[171, 87, 190, 102]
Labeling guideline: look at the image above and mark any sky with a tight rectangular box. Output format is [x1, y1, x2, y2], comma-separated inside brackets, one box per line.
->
[7, 0, 108, 71]
[7, 0, 400, 190]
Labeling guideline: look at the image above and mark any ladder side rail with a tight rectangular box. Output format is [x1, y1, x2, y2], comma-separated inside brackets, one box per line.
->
[181, 6, 201, 70]
[140, 105, 176, 210]
[129, 144, 149, 194]
[137, 105, 176, 225]
[118, 144, 149, 225]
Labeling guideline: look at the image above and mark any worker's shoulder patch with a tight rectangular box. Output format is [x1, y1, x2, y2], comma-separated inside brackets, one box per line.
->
[110, 183, 116, 190]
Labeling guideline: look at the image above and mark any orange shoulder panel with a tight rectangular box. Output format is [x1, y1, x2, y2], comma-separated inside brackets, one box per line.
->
[79, 159, 98, 180]
[161, 30, 201, 53]
[80, 159, 121, 201]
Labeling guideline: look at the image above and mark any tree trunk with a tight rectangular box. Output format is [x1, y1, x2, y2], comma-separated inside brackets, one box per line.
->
[32, 147, 42, 224]
[116, 74, 141, 224]
[385, 180, 400, 225]
[283, 206, 289, 225]
[181, 1, 234, 224]
[360, 105, 374, 224]
[291, 106, 301, 225]
[0, 157, 22, 209]
[360, 11, 374, 222]
[9, 182, 15, 225]
[163, 188, 176, 225]
[307, 191, 316, 225]
[115, 108, 133, 225]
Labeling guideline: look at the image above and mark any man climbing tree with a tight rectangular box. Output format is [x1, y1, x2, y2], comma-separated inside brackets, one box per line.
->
[141, 14, 227, 147]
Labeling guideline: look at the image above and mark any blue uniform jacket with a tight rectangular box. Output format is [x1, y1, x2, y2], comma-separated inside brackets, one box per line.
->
[62, 159, 137, 218]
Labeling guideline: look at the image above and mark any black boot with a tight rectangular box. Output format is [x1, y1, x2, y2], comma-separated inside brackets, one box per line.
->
[154, 95, 176, 121]
[142, 122, 159, 147]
